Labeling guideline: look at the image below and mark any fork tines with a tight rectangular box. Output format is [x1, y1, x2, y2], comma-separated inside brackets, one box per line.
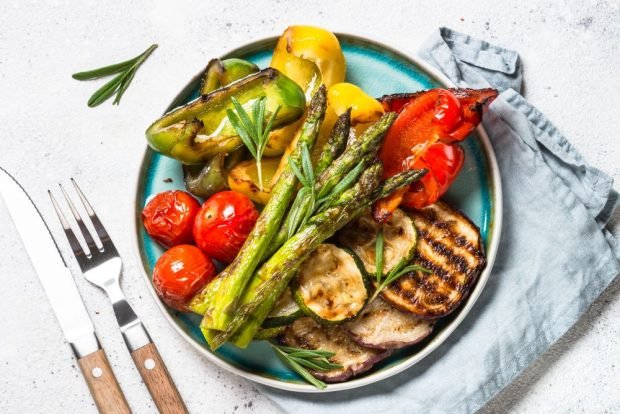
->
[49, 179, 114, 261]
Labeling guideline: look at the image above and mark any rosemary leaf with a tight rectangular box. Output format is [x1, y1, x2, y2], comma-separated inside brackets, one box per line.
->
[253, 98, 264, 143]
[227, 110, 256, 157]
[384, 264, 432, 285]
[299, 195, 315, 229]
[112, 67, 136, 105]
[229, 97, 256, 143]
[317, 160, 365, 207]
[288, 158, 309, 187]
[87, 72, 125, 107]
[278, 346, 336, 358]
[289, 356, 342, 371]
[72, 58, 136, 80]
[375, 229, 384, 283]
[285, 187, 311, 239]
[283, 350, 336, 359]
[262, 105, 280, 146]
[301, 143, 315, 186]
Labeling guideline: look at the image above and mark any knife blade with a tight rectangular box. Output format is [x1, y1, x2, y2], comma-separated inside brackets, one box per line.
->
[0, 167, 99, 355]
[0, 167, 130, 413]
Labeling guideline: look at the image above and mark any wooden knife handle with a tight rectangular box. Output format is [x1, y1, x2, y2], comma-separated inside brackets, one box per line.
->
[77, 349, 131, 414]
[131, 342, 187, 414]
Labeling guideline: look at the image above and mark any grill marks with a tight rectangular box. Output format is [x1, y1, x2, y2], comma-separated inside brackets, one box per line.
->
[381, 201, 486, 319]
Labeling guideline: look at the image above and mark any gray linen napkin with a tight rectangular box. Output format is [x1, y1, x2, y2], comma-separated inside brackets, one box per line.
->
[260, 28, 620, 413]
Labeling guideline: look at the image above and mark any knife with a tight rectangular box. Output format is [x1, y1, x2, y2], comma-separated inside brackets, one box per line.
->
[0, 167, 131, 414]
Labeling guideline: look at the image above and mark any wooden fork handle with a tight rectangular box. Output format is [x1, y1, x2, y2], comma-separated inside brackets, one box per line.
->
[77, 349, 131, 414]
[131, 342, 187, 414]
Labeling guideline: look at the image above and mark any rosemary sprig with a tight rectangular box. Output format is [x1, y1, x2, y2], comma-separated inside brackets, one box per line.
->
[271, 344, 342, 389]
[72, 44, 158, 107]
[227, 96, 280, 191]
[370, 229, 431, 302]
[285, 143, 317, 238]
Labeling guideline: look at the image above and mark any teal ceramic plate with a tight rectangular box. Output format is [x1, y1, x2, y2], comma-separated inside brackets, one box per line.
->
[132, 34, 502, 392]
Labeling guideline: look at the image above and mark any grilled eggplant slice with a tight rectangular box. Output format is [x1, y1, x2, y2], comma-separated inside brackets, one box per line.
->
[344, 298, 433, 349]
[381, 201, 486, 319]
[279, 317, 391, 382]
[263, 287, 302, 328]
[339, 208, 417, 276]
[293, 244, 369, 324]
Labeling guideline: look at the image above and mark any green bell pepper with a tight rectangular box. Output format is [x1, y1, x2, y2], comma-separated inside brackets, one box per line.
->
[146, 68, 306, 164]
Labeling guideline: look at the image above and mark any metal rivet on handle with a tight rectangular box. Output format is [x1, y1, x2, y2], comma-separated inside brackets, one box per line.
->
[144, 358, 155, 370]
[92, 367, 103, 378]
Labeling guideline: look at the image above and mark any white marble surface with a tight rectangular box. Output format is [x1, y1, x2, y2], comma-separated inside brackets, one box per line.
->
[0, 0, 618, 413]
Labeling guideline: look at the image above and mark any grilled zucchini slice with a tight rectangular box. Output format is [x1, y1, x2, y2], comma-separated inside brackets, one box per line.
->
[293, 244, 370, 325]
[278, 317, 391, 383]
[381, 201, 486, 319]
[339, 208, 417, 276]
[262, 287, 302, 328]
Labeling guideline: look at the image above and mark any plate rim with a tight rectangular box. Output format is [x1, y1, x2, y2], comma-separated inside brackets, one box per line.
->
[130, 32, 503, 393]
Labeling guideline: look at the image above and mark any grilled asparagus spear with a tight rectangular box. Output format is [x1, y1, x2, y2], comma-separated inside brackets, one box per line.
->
[372, 169, 428, 201]
[188, 86, 327, 329]
[315, 109, 351, 176]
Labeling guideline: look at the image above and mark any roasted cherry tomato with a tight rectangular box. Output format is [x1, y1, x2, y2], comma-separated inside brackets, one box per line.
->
[193, 191, 260, 263]
[152, 245, 217, 311]
[373, 88, 497, 221]
[401, 142, 465, 209]
[142, 190, 200, 248]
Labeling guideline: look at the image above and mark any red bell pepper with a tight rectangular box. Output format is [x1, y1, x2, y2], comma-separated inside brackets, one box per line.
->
[373, 88, 497, 222]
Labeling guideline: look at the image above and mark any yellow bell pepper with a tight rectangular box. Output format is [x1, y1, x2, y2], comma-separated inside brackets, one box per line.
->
[267, 26, 346, 156]
[327, 83, 385, 125]
[271, 26, 346, 99]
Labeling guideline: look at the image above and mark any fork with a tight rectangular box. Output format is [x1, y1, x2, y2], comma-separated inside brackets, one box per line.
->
[49, 179, 188, 414]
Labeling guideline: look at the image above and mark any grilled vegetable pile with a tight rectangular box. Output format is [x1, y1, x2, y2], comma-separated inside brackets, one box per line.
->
[142, 25, 495, 389]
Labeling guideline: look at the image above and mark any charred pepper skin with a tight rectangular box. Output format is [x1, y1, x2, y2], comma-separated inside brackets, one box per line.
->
[146, 68, 306, 164]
